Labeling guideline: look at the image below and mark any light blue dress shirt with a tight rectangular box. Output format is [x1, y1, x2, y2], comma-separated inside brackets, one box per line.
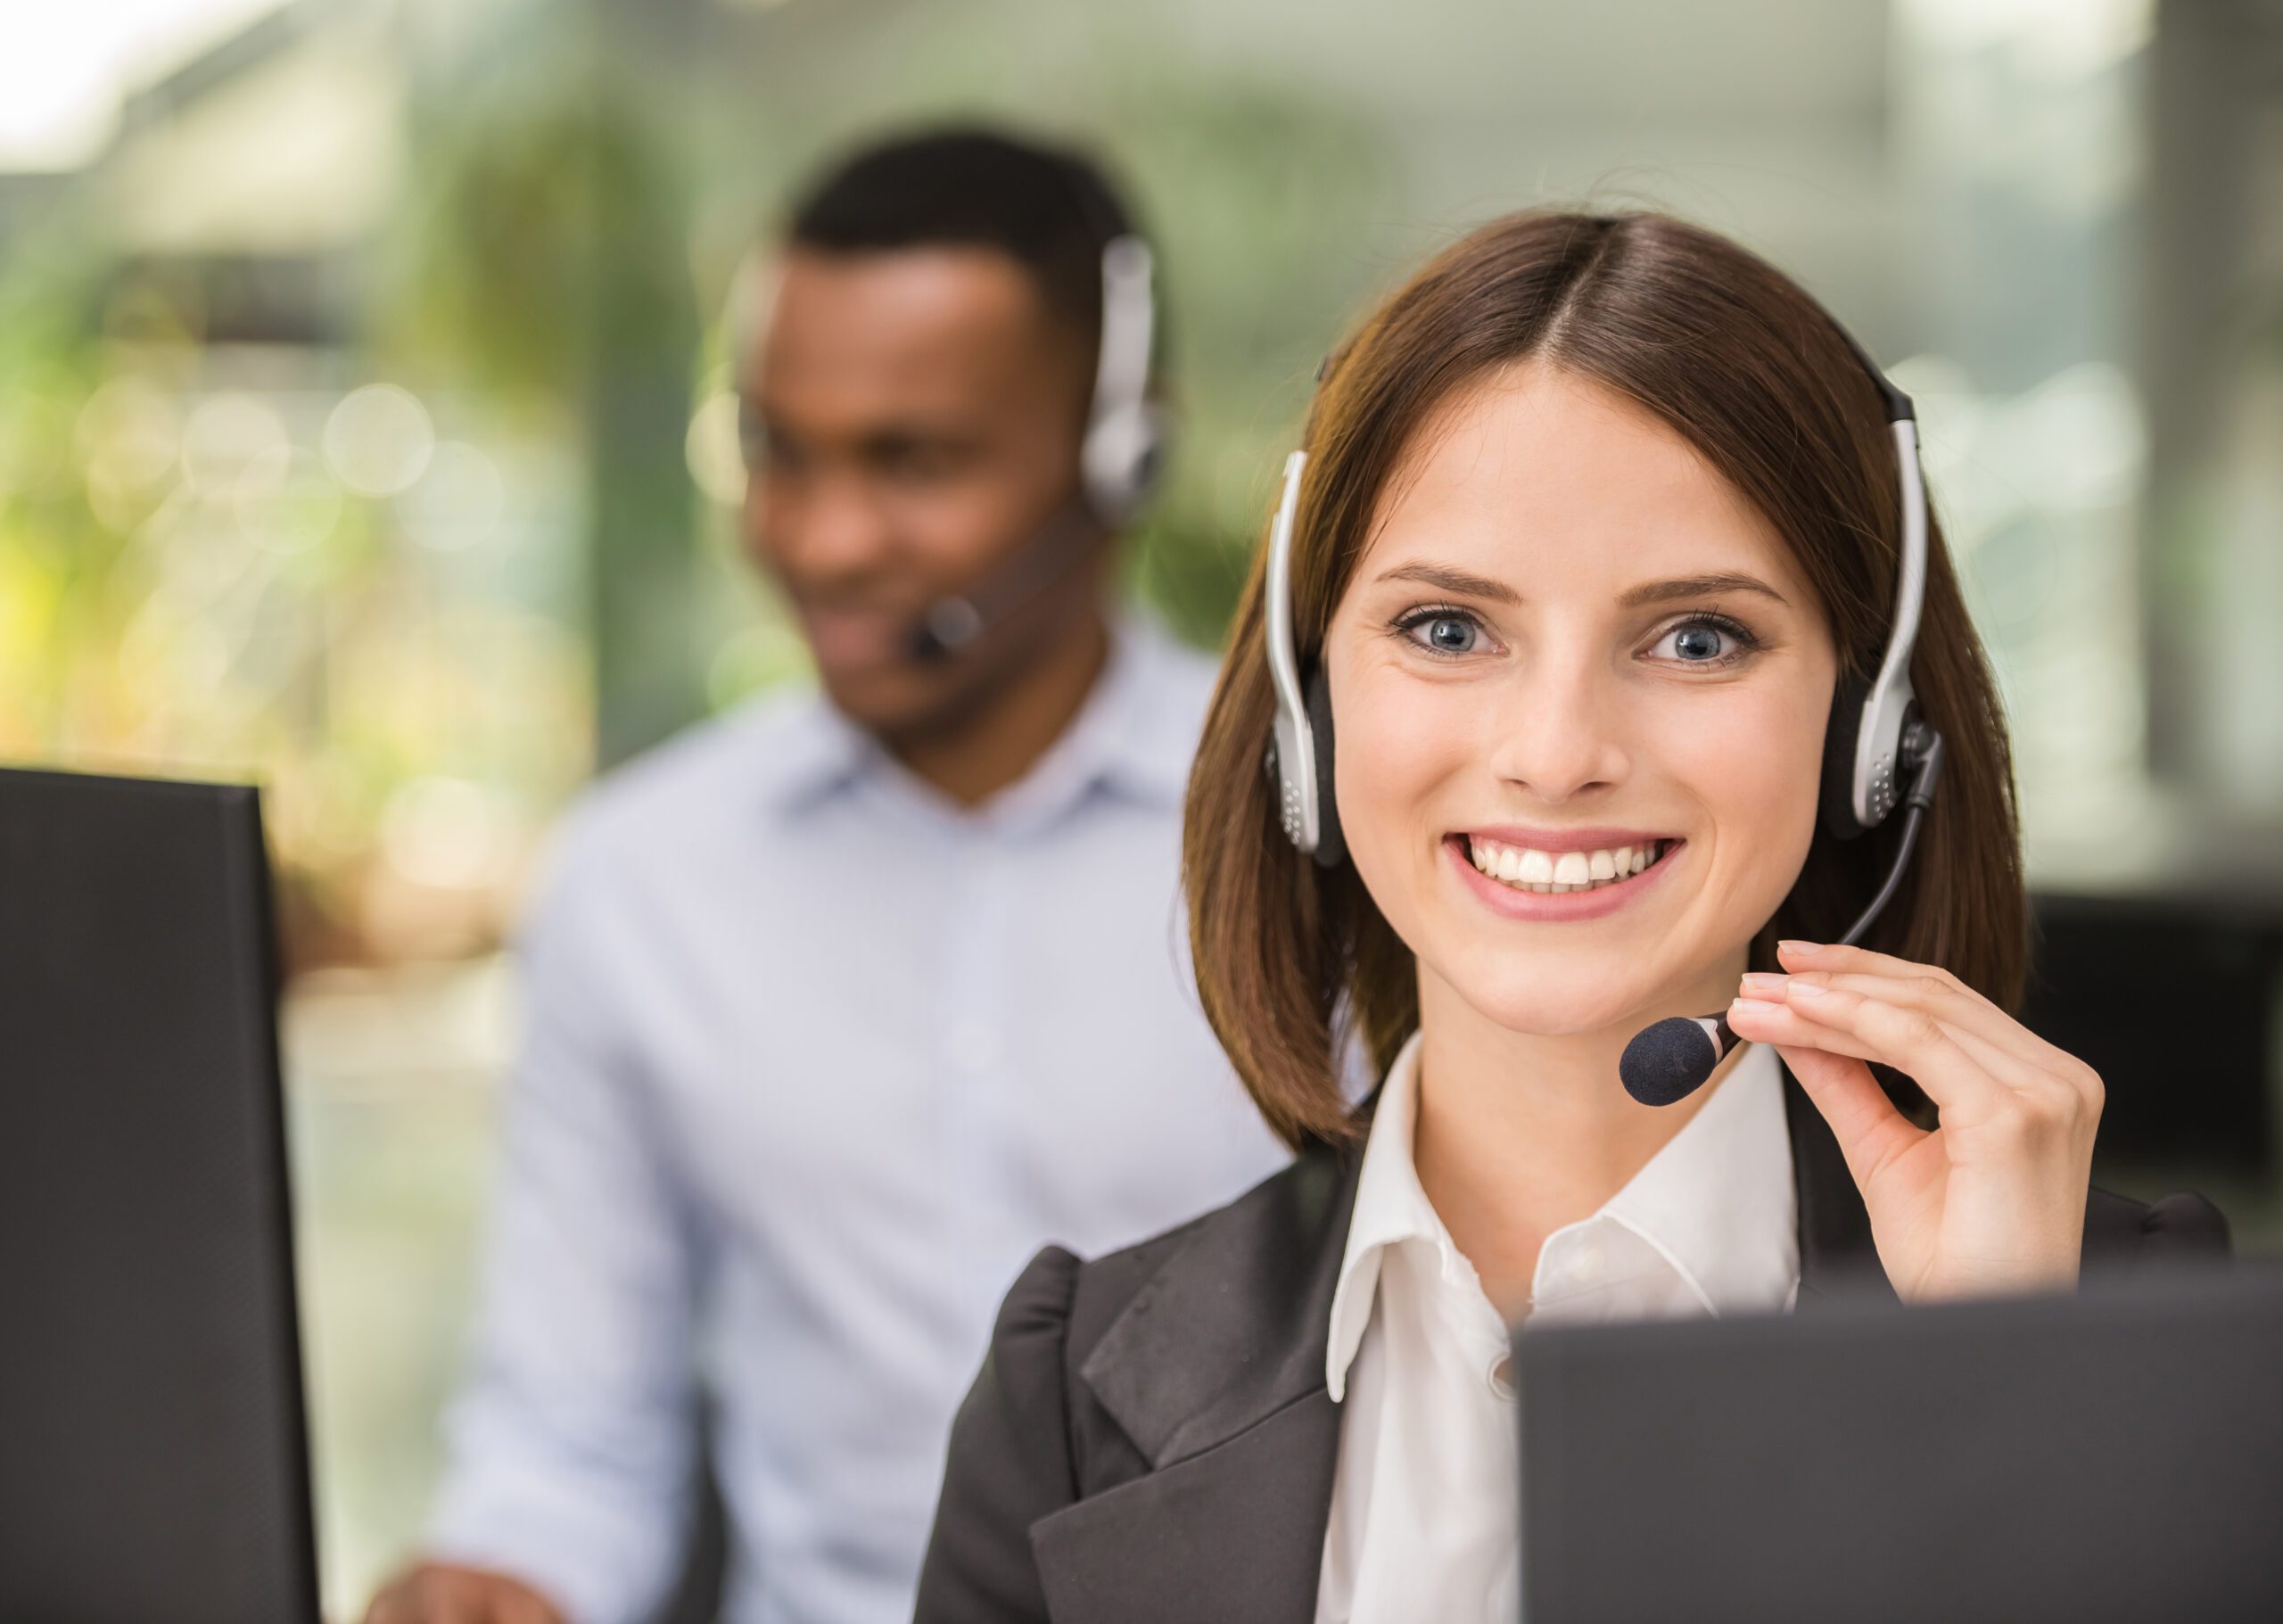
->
[426, 618, 1289, 1624]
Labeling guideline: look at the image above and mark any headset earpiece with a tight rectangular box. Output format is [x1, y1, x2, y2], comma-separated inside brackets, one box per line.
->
[1304, 664, 1346, 869]
[1820, 673, 1873, 841]
[1080, 235, 1164, 525]
[1262, 659, 1345, 869]
[1081, 398, 1165, 523]
[1264, 451, 1335, 859]
[1820, 371, 1933, 843]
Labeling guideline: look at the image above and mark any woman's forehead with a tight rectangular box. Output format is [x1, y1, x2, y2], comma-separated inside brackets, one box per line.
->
[1356, 362, 1807, 598]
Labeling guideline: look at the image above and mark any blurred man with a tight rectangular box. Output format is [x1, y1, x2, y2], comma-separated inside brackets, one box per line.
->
[366, 128, 1285, 1624]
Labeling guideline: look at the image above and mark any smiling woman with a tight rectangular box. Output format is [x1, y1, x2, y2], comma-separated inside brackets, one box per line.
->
[912, 211, 2226, 1624]
[1190, 214, 2017, 1151]
[1326, 359, 1838, 1031]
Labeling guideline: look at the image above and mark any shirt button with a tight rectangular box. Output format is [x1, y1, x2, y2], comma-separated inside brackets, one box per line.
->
[947, 1021, 1000, 1075]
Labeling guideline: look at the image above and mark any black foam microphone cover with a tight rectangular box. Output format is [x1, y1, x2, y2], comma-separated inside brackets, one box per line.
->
[1620, 1015, 1732, 1107]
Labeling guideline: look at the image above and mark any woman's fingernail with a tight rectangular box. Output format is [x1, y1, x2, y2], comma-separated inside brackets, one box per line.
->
[1778, 939, 1822, 956]
[1730, 997, 1781, 1015]
[1739, 973, 1785, 996]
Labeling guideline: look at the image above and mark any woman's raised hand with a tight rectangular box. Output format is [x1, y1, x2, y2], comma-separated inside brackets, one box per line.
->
[1727, 940, 2102, 1301]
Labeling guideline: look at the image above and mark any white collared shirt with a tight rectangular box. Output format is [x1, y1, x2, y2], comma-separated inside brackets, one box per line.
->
[1313, 1033, 1800, 1624]
[426, 617, 1290, 1624]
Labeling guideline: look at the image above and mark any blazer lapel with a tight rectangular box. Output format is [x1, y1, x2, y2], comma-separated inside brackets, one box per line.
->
[1026, 1073, 1893, 1621]
[1029, 1141, 1362, 1624]
[1782, 1065, 1898, 1309]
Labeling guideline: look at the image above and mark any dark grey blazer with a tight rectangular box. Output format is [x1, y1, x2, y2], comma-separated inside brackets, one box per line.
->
[913, 1074, 2229, 1624]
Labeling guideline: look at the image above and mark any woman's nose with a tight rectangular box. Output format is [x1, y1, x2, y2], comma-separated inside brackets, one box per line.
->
[1482, 666, 1630, 803]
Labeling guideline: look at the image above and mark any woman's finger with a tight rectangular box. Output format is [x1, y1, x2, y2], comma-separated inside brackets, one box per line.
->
[1771, 964, 2026, 1051]
[1765, 1037, 1925, 1190]
[1728, 996, 1892, 1067]
[1771, 959, 2089, 1086]
[1734, 983, 2007, 1122]
[1743, 970, 2065, 1096]
[1776, 939, 1992, 1006]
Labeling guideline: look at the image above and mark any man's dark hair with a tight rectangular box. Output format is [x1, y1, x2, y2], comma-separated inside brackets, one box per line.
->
[787, 126, 1142, 352]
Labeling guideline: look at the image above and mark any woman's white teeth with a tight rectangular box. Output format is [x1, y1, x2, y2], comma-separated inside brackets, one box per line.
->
[1467, 837, 1664, 894]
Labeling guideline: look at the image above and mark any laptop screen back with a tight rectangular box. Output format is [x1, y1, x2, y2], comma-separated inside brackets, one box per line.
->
[1518, 1269, 2283, 1624]
[0, 767, 320, 1624]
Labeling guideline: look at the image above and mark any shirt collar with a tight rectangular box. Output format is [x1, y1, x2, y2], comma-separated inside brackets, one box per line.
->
[758, 691, 873, 814]
[1325, 1031, 1441, 1402]
[1323, 1035, 1798, 1401]
[987, 612, 1199, 822]
[755, 611, 1200, 822]
[1596, 1041, 1798, 1316]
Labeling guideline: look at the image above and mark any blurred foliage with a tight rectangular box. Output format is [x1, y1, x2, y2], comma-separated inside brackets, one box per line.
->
[378, 15, 705, 763]
[1, 0, 1400, 967]
[0, 200, 590, 971]
[672, 15, 1401, 661]
[1108, 80, 1398, 646]
[375, 23, 695, 416]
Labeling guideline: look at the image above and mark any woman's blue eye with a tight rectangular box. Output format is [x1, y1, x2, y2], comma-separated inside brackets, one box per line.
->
[1652, 615, 1757, 665]
[1427, 616, 1476, 652]
[1409, 614, 1478, 655]
[1673, 624, 1724, 660]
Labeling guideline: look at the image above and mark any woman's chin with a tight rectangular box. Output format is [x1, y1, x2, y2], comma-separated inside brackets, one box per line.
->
[1452, 980, 1657, 1042]
[1427, 919, 1754, 1042]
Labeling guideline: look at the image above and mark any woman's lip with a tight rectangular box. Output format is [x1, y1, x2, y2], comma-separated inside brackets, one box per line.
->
[1444, 833, 1683, 922]
[1456, 825, 1678, 853]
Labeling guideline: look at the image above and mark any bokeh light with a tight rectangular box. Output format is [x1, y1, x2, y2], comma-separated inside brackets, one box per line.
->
[324, 383, 435, 498]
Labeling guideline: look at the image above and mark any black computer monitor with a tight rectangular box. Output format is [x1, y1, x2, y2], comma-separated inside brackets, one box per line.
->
[0, 766, 321, 1624]
[1517, 1267, 2283, 1624]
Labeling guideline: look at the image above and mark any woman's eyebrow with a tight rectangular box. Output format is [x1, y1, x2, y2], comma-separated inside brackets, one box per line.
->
[1618, 572, 1789, 608]
[1371, 563, 1787, 610]
[1372, 562, 1521, 603]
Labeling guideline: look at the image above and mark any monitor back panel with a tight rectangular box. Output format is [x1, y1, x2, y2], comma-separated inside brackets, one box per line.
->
[1520, 1270, 2283, 1624]
[0, 767, 319, 1624]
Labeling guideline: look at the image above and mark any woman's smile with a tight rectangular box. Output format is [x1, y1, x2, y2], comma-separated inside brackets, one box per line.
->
[1444, 829, 1685, 921]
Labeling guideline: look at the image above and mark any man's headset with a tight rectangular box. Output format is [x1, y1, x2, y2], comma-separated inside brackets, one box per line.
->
[907, 227, 1162, 661]
[740, 166, 1164, 664]
[1263, 323, 1948, 1107]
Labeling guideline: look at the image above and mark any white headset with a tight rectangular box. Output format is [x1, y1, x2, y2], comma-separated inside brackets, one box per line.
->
[1265, 449, 1334, 861]
[737, 225, 1162, 520]
[1081, 235, 1165, 524]
[903, 229, 1163, 660]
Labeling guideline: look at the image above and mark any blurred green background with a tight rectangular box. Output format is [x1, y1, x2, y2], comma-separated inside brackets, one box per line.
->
[4, 0, 2281, 1614]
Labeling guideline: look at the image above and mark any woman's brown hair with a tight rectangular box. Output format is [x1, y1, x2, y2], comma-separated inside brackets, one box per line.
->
[1183, 210, 2025, 1152]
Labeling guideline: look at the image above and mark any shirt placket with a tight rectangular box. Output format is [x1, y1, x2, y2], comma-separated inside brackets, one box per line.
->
[936, 824, 1014, 1312]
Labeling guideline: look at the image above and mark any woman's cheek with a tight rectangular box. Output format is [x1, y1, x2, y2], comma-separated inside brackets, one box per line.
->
[1673, 688, 1824, 913]
[1332, 670, 1468, 906]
